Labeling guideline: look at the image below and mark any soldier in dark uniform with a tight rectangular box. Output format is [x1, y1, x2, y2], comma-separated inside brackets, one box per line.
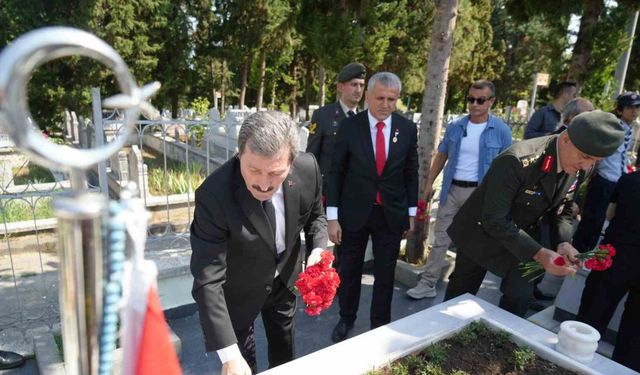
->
[306, 62, 366, 198]
[444, 110, 625, 317]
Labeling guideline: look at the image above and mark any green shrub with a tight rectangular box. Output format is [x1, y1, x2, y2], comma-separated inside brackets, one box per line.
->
[423, 343, 448, 365]
[11, 163, 55, 185]
[147, 162, 204, 195]
[1, 197, 54, 223]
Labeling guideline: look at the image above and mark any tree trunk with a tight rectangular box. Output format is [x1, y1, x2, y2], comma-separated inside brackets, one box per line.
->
[290, 62, 298, 119]
[405, 0, 458, 264]
[567, 0, 604, 84]
[257, 50, 266, 110]
[210, 60, 216, 109]
[271, 84, 276, 108]
[319, 66, 326, 106]
[221, 59, 226, 116]
[239, 58, 250, 109]
[171, 91, 179, 119]
[304, 58, 313, 120]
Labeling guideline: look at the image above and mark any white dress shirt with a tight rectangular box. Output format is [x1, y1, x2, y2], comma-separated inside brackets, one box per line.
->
[327, 110, 416, 220]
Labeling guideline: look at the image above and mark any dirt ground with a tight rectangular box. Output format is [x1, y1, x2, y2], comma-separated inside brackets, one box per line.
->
[372, 322, 577, 375]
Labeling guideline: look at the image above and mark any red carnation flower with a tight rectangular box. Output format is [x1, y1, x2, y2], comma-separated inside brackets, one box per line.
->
[553, 257, 566, 266]
[295, 251, 340, 316]
[519, 243, 616, 281]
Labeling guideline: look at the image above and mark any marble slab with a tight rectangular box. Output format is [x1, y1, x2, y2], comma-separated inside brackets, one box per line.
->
[260, 294, 637, 375]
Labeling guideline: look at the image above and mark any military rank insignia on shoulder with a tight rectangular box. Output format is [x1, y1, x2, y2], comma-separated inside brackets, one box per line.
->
[308, 122, 317, 135]
[519, 153, 542, 168]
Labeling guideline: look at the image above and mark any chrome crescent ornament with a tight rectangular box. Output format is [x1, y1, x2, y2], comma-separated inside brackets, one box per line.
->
[0, 26, 160, 171]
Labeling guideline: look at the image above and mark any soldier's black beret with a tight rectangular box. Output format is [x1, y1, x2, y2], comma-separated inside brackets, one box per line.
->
[567, 110, 624, 157]
[337, 63, 366, 83]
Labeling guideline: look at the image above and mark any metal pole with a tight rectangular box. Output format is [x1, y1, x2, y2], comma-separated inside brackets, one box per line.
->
[53, 192, 107, 375]
[528, 73, 539, 121]
[92, 88, 110, 198]
[613, 11, 639, 98]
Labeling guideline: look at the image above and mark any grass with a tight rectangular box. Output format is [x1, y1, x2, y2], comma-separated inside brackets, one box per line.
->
[11, 162, 55, 185]
[142, 149, 206, 195]
[53, 332, 63, 357]
[1, 197, 54, 223]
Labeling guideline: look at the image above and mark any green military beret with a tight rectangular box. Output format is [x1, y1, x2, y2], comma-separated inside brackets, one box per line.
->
[337, 63, 366, 83]
[567, 110, 624, 157]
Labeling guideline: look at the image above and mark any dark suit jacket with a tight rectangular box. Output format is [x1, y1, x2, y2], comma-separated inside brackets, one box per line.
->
[326, 111, 418, 233]
[448, 135, 581, 277]
[306, 102, 347, 193]
[190, 153, 328, 352]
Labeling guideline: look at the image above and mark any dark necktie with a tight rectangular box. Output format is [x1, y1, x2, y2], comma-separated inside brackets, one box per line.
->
[347, 110, 356, 117]
[621, 127, 632, 174]
[262, 199, 277, 241]
[375, 122, 387, 205]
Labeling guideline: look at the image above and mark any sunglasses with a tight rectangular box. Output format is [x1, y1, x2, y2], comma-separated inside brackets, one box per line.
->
[467, 96, 492, 105]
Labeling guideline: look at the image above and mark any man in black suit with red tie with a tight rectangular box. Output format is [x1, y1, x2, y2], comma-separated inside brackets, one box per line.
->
[326, 72, 419, 342]
[190, 111, 328, 374]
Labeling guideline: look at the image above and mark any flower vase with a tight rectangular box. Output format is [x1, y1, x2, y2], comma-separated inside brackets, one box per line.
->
[556, 320, 600, 363]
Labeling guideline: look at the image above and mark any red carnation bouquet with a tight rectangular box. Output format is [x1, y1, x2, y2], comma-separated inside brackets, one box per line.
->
[520, 243, 616, 281]
[295, 251, 340, 316]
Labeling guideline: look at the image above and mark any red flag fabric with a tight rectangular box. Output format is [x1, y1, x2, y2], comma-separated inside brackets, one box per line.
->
[134, 286, 182, 375]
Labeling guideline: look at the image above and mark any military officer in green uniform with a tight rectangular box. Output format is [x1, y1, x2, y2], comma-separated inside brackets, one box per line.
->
[306, 63, 366, 198]
[444, 110, 625, 317]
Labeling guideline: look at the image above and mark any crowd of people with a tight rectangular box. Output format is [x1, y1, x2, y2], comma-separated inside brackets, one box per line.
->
[189, 62, 639, 374]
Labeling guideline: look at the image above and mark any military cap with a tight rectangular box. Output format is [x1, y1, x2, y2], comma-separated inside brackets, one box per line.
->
[567, 110, 624, 157]
[337, 63, 366, 83]
[616, 92, 640, 108]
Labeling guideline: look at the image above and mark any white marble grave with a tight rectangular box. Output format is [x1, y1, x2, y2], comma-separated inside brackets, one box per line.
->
[261, 294, 636, 375]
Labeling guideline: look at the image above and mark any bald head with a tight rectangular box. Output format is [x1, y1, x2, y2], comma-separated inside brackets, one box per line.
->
[563, 97, 594, 125]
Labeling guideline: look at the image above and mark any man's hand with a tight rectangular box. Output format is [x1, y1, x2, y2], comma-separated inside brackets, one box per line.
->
[328, 220, 342, 245]
[306, 248, 324, 267]
[424, 183, 434, 200]
[221, 357, 252, 375]
[403, 216, 416, 239]
[533, 248, 579, 276]
[556, 242, 582, 267]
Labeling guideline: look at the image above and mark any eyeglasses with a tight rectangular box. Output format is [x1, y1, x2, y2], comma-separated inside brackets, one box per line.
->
[467, 96, 492, 105]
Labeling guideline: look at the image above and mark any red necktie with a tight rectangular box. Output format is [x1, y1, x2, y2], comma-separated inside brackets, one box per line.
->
[375, 122, 386, 205]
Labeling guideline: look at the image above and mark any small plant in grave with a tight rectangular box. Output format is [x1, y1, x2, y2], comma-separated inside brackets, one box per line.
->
[147, 163, 205, 195]
[11, 162, 55, 185]
[2, 197, 54, 223]
[511, 347, 536, 372]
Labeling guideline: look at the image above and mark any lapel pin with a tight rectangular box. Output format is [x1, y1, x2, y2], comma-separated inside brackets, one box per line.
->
[392, 129, 399, 143]
[288, 180, 294, 187]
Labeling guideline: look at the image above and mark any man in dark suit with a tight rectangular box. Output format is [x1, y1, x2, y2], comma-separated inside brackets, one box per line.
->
[306, 62, 366, 197]
[444, 110, 625, 317]
[327, 72, 418, 342]
[576, 170, 640, 372]
[190, 111, 328, 374]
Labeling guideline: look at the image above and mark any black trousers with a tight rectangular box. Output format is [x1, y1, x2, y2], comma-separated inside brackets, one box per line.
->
[337, 206, 403, 329]
[444, 252, 533, 317]
[576, 241, 640, 372]
[235, 276, 296, 372]
[572, 174, 616, 253]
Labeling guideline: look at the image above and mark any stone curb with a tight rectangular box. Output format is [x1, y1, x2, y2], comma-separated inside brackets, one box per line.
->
[34, 327, 181, 374]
